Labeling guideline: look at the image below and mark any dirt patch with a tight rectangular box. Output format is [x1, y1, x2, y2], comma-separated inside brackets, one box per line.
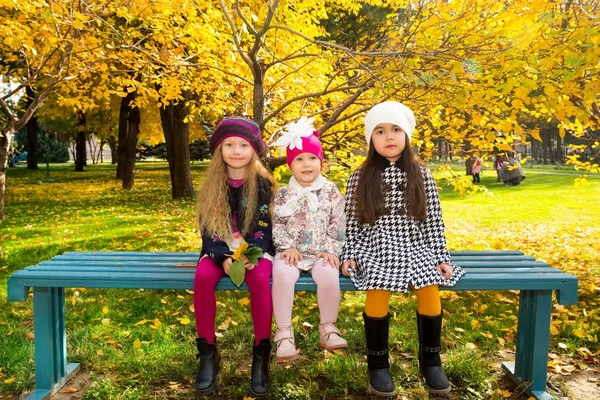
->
[553, 367, 600, 400]
[4, 370, 93, 400]
[4, 361, 599, 399]
[50, 370, 93, 400]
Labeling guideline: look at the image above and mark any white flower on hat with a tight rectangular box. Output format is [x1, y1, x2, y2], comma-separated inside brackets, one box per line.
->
[274, 116, 315, 151]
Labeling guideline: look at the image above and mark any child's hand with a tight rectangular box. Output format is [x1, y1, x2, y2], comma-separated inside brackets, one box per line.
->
[317, 252, 340, 269]
[281, 248, 303, 266]
[341, 260, 356, 276]
[436, 263, 453, 279]
[222, 258, 233, 275]
[241, 255, 255, 271]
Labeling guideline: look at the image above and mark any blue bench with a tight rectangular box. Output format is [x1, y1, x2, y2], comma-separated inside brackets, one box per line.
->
[7, 250, 578, 400]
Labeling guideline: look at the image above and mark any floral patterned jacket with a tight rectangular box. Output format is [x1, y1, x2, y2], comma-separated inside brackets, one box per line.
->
[273, 177, 346, 271]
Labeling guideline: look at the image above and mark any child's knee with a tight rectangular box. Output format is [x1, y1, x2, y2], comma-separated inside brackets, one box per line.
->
[316, 278, 340, 293]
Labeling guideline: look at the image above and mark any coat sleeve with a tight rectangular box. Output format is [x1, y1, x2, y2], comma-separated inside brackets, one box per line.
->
[420, 168, 452, 265]
[246, 178, 274, 255]
[340, 170, 360, 263]
[201, 228, 231, 268]
[322, 184, 346, 256]
[272, 189, 296, 252]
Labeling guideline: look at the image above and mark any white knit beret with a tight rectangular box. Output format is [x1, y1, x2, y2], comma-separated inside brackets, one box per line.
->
[364, 101, 416, 145]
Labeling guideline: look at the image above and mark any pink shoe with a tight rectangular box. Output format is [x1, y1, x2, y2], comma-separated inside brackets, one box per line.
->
[319, 323, 348, 351]
[274, 327, 299, 361]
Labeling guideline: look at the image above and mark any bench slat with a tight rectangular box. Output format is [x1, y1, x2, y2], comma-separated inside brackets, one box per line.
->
[50, 250, 528, 261]
[25, 265, 566, 275]
[9, 270, 577, 292]
[36, 260, 545, 268]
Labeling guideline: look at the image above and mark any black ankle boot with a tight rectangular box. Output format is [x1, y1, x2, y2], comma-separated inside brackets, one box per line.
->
[195, 338, 219, 394]
[363, 313, 396, 397]
[250, 339, 272, 397]
[417, 312, 451, 393]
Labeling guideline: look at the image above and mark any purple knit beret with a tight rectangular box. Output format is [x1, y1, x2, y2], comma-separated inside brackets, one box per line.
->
[209, 116, 266, 156]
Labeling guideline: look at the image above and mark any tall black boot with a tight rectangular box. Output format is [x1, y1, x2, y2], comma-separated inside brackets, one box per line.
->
[195, 338, 220, 394]
[250, 339, 272, 397]
[363, 313, 396, 397]
[417, 312, 451, 393]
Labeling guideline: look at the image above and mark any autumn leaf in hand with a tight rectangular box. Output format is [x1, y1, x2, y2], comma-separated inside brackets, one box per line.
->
[231, 242, 249, 261]
[244, 246, 264, 265]
[229, 244, 263, 287]
[230, 260, 246, 287]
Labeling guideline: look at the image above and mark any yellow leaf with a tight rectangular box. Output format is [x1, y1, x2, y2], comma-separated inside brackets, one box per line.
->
[26, 331, 34, 340]
[550, 324, 559, 335]
[498, 337, 506, 346]
[73, 20, 84, 30]
[189, 304, 195, 313]
[97, 349, 104, 356]
[63, 387, 79, 393]
[134, 319, 149, 326]
[232, 242, 249, 261]
[465, 342, 476, 350]
[515, 86, 530, 100]
[291, 315, 300, 324]
[133, 339, 142, 349]
[558, 343, 568, 349]
[180, 318, 191, 325]
[218, 318, 231, 330]
[471, 319, 480, 329]
[102, 307, 109, 314]
[4, 377, 15, 384]
[238, 297, 250, 306]
[572, 329, 586, 338]
[101, 318, 110, 325]
[153, 318, 161, 327]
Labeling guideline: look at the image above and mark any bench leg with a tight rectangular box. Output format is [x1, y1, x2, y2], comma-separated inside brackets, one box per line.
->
[29, 287, 80, 400]
[502, 289, 553, 400]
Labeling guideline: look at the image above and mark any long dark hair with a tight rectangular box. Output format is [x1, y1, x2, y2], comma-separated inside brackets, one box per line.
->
[355, 135, 426, 224]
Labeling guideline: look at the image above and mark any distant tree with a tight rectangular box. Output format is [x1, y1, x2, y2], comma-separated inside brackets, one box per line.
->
[190, 139, 209, 163]
[38, 131, 70, 180]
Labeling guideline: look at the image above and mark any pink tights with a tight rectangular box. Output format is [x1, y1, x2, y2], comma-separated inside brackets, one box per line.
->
[272, 258, 341, 329]
[194, 256, 273, 345]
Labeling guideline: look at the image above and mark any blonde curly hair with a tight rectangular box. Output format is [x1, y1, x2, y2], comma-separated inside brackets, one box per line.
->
[196, 145, 276, 243]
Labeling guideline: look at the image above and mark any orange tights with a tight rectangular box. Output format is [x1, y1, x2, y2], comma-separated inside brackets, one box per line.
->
[364, 285, 441, 318]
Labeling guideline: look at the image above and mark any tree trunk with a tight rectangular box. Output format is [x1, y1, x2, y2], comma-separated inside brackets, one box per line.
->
[108, 137, 117, 164]
[556, 131, 563, 164]
[99, 140, 105, 163]
[122, 105, 139, 190]
[25, 86, 39, 170]
[116, 93, 132, 179]
[159, 90, 194, 199]
[531, 138, 539, 163]
[252, 61, 265, 128]
[464, 141, 475, 176]
[75, 112, 86, 172]
[0, 125, 14, 228]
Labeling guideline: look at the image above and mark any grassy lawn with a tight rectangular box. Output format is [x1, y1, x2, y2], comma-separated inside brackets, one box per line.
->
[1, 162, 598, 399]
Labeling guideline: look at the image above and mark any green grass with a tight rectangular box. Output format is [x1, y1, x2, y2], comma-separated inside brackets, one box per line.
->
[1, 162, 599, 399]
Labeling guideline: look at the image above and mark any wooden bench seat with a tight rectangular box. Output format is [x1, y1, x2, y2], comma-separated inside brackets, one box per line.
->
[7, 250, 578, 400]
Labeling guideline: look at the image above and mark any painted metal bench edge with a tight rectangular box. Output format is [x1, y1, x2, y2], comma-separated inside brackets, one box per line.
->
[8, 271, 579, 304]
[50, 250, 527, 258]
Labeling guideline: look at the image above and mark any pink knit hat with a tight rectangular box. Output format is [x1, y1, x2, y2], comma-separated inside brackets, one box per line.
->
[274, 117, 324, 166]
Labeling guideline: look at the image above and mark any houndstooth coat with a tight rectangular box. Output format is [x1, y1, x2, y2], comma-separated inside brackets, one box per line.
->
[341, 161, 464, 292]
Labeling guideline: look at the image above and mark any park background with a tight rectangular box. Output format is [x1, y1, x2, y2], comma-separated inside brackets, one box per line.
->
[1, 0, 599, 399]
